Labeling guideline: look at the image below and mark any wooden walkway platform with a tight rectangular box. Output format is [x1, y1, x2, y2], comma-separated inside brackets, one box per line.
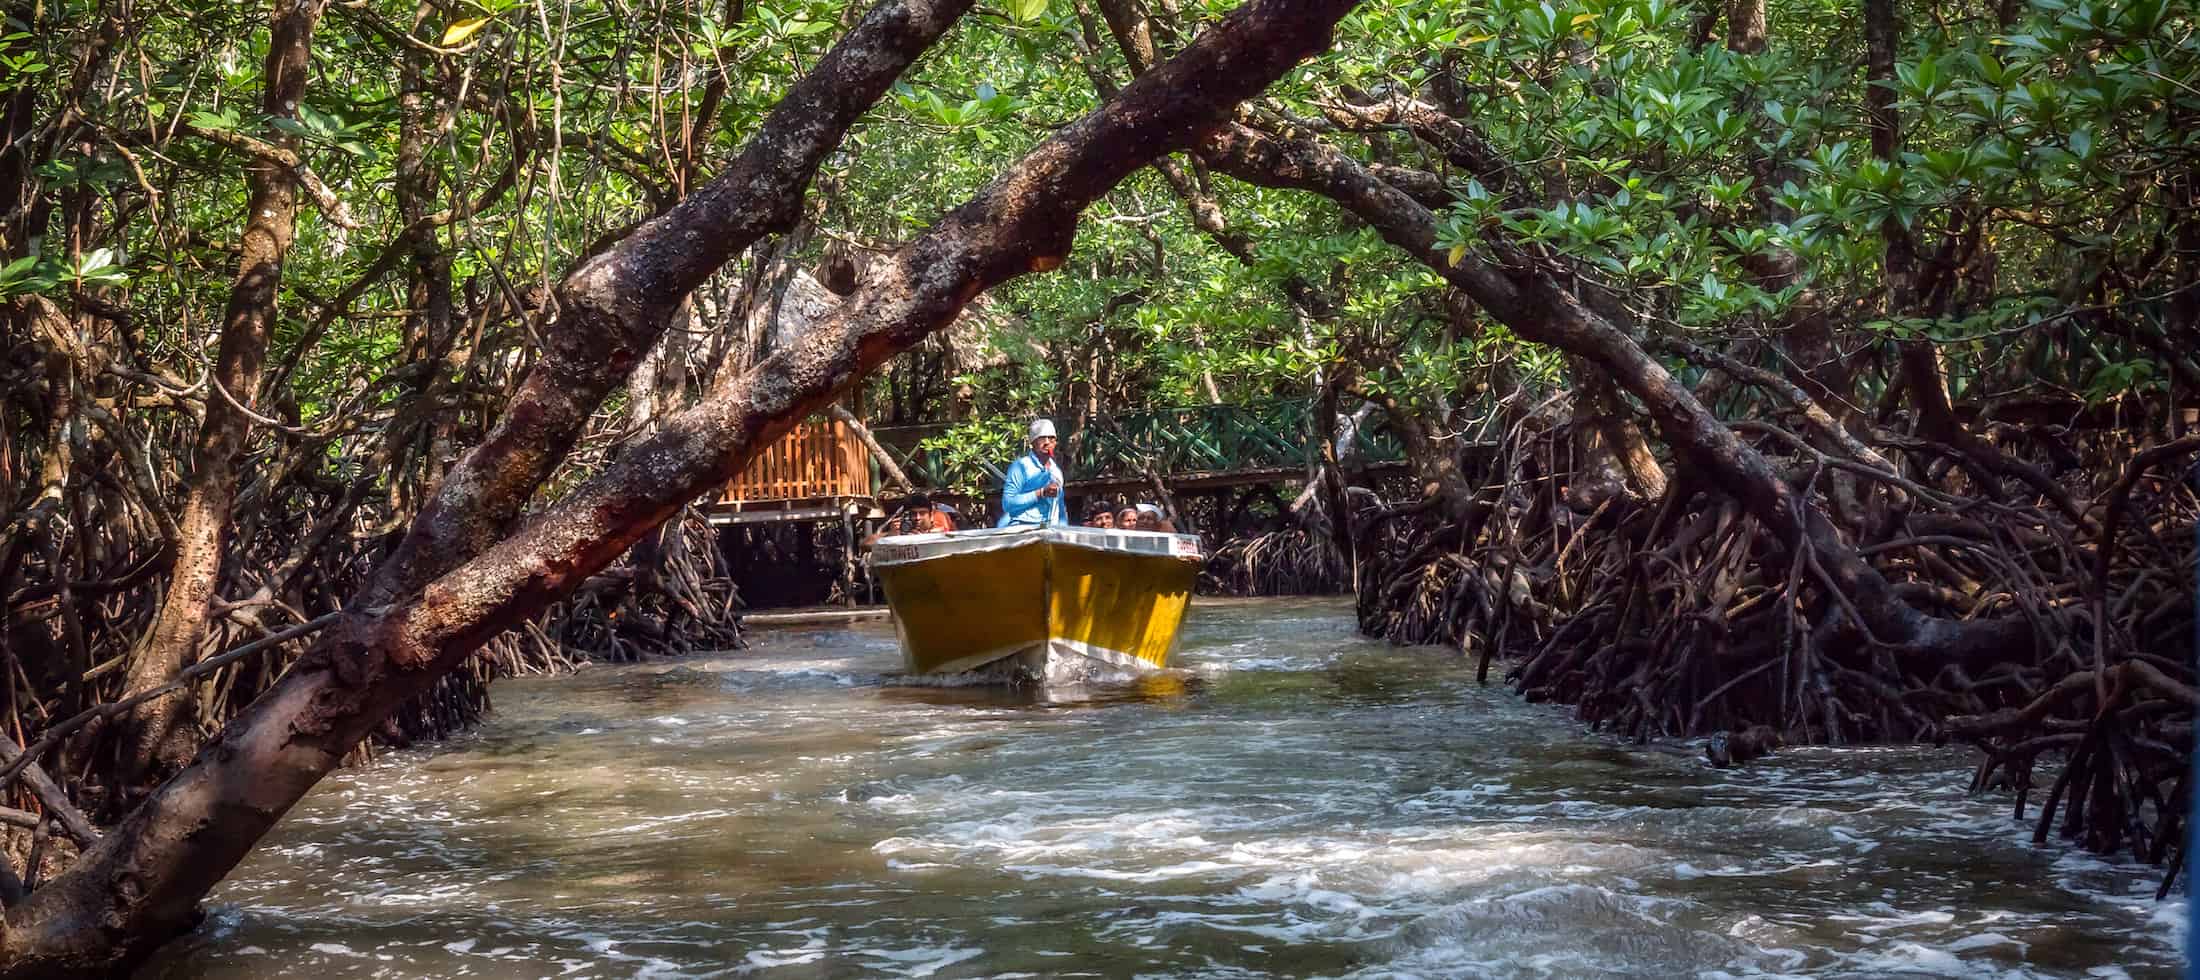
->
[705, 400, 1494, 525]
[742, 606, 891, 627]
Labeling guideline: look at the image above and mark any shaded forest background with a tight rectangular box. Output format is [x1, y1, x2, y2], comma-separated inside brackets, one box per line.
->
[2, 0, 2196, 972]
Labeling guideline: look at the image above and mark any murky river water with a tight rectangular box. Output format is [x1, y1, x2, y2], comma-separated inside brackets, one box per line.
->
[148, 597, 2180, 978]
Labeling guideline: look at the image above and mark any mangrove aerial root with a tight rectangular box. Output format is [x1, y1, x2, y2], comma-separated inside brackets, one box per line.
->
[1348, 405, 2196, 885]
[1204, 524, 1349, 596]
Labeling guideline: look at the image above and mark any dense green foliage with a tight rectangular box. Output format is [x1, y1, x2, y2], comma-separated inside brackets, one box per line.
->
[10, 0, 2187, 443]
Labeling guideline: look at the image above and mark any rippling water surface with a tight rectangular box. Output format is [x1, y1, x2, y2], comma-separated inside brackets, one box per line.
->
[147, 597, 2180, 978]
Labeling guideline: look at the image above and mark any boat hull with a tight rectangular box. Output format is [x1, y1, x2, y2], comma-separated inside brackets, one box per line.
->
[870, 526, 1200, 680]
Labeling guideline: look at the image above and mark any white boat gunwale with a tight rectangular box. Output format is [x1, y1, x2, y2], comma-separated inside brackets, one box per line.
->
[866, 524, 1201, 568]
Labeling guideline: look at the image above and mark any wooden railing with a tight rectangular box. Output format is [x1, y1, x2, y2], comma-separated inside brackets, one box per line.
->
[722, 419, 871, 502]
[867, 400, 1431, 492]
[718, 396, 1515, 504]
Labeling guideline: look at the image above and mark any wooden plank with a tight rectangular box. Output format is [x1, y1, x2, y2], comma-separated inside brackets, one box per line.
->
[707, 495, 874, 525]
[744, 606, 890, 626]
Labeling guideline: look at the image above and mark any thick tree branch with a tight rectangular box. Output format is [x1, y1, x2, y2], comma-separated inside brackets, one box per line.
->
[0, 2, 1359, 974]
[119, 0, 332, 788]
[178, 121, 358, 229]
[0, 742, 97, 848]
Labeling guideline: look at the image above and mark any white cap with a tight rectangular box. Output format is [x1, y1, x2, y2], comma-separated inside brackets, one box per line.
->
[1136, 503, 1162, 515]
[1029, 418, 1056, 441]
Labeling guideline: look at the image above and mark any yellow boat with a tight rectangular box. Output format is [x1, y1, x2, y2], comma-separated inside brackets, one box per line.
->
[868, 525, 1203, 682]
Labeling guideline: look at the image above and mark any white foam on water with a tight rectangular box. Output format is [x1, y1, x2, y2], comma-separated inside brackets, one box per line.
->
[740, 946, 824, 971]
[163, 599, 2182, 980]
[1188, 652, 1316, 675]
[1340, 882, 1748, 979]
[1942, 931, 2025, 953]
[884, 858, 951, 870]
[855, 944, 986, 977]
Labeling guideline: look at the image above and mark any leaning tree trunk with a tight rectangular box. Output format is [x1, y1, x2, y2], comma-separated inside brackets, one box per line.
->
[1194, 121, 2033, 666]
[0, 0, 977, 968]
[1567, 356, 1667, 502]
[117, 0, 328, 787]
[829, 403, 915, 492]
[1315, 374, 1359, 588]
[0, 1, 1359, 974]
[1362, 385, 1476, 524]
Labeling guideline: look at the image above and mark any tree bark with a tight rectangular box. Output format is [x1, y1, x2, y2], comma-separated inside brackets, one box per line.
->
[1725, 0, 1767, 53]
[117, 0, 329, 786]
[1568, 357, 1667, 501]
[1866, 0, 1926, 400]
[1361, 386, 1477, 524]
[1316, 377, 1358, 586]
[1094, 0, 1159, 73]
[0, 1, 1358, 973]
[394, 0, 461, 495]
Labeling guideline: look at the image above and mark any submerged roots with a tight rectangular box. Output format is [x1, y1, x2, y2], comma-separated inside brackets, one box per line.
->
[545, 510, 745, 663]
[1312, 411, 2197, 883]
[1204, 525, 1350, 596]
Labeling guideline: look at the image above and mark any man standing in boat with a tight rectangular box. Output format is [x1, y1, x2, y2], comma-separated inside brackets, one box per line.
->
[997, 418, 1067, 526]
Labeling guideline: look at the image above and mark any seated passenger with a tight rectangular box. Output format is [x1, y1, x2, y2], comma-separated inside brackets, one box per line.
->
[863, 493, 952, 549]
[1135, 503, 1177, 534]
[1085, 503, 1115, 529]
[1116, 506, 1142, 530]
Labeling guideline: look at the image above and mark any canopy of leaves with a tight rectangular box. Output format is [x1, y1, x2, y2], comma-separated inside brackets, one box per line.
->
[3, 0, 2192, 467]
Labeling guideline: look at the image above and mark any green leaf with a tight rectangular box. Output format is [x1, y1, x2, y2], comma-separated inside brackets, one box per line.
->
[1008, 0, 1048, 23]
[188, 110, 239, 132]
[440, 16, 492, 46]
[2068, 126, 2093, 160]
